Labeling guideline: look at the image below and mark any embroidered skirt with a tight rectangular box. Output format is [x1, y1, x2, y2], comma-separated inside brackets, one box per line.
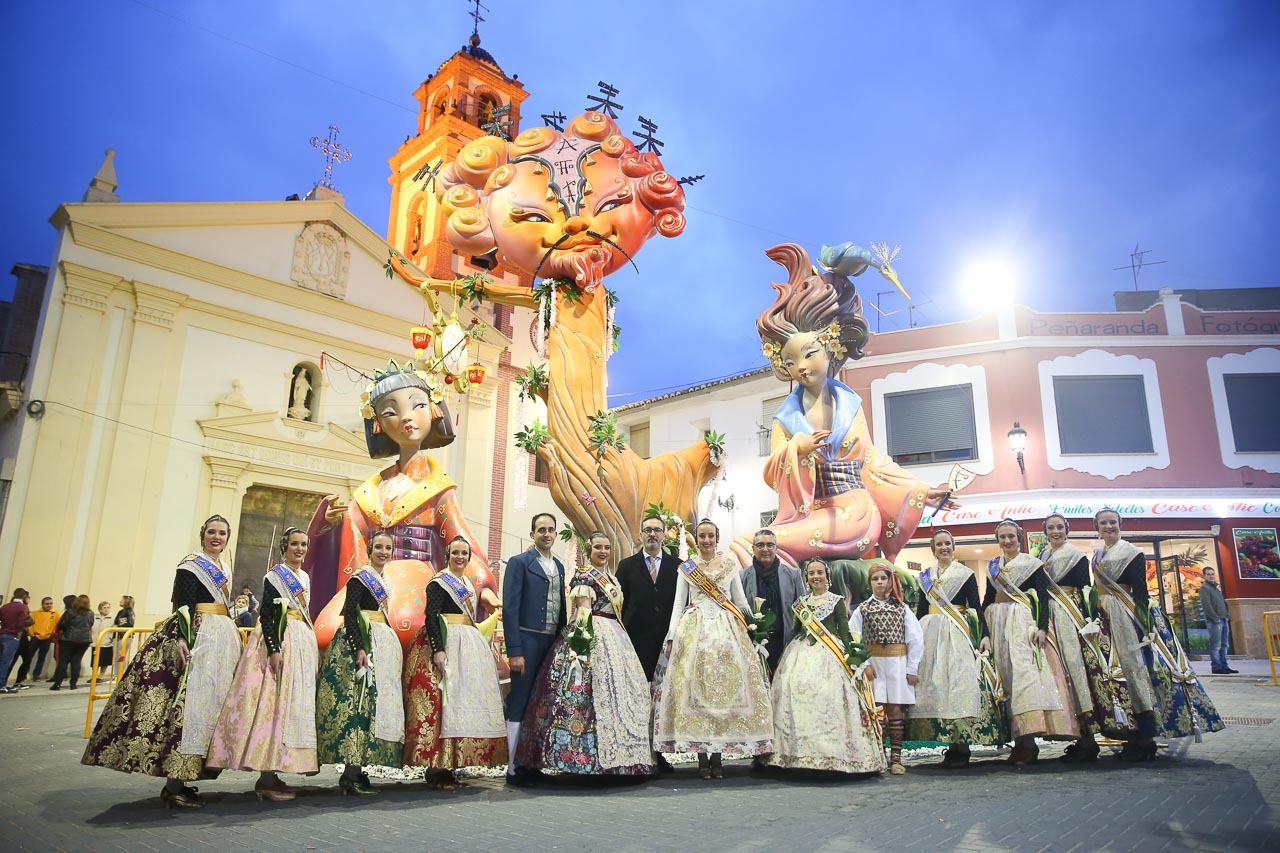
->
[1047, 592, 1135, 739]
[205, 618, 319, 773]
[517, 616, 652, 775]
[82, 612, 239, 779]
[907, 613, 1009, 746]
[316, 623, 404, 768]
[767, 638, 886, 773]
[986, 602, 1077, 740]
[403, 623, 506, 769]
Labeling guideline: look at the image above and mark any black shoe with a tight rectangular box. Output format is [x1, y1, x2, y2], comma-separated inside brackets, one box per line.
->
[654, 754, 675, 773]
[161, 786, 204, 809]
[1118, 740, 1158, 762]
[1211, 668, 1230, 674]
[1225, 667, 1239, 674]
[49, 684, 61, 691]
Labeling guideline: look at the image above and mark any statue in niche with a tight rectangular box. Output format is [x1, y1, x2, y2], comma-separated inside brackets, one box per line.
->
[287, 365, 314, 421]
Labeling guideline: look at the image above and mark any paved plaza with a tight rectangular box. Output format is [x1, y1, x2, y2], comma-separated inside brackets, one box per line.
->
[0, 664, 1276, 852]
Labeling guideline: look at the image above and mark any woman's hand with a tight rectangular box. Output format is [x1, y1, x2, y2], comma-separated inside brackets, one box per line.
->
[355, 649, 368, 670]
[979, 636, 991, 653]
[176, 638, 190, 667]
[663, 640, 672, 659]
[432, 651, 447, 675]
[906, 674, 919, 686]
[795, 430, 832, 457]
[268, 652, 283, 676]
[1034, 629, 1048, 649]
[864, 663, 876, 680]
[323, 495, 348, 526]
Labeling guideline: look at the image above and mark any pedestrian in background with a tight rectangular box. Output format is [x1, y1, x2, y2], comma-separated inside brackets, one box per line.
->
[1200, 567, 1236, 674]
[17, 596, 58, 683]
[112, 596, 136, 670]
[93, 602, 114, 675]
[51, 595, 95, 691]
[1, 589, 31, 692]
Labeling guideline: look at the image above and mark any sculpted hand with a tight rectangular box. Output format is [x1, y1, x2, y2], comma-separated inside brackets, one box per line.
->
[323, 495, 348, 526]
[795, 430, 832, 457]
[268, 651, 283, 676]
[926, 487, 960, 510]
[509, 655, 525, 676]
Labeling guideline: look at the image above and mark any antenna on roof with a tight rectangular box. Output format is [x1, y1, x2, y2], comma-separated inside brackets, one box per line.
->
[1113, 243, 1168, 291]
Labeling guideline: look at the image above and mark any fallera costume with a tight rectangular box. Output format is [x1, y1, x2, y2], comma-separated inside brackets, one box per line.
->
[907, 564, 1009, 746]
[1040, 542, 1133, 738]
[767, 591, 885, 773]
[83, 553, 241, 779]
[850, 594, 924, 705]
[316, 568, 405, 769]
[654, 554, 773, 757]
[403, 570, 507, 769]
[517, 566, 653, 775]
[1092, 539, 1224, 741]
[206, 563, 319, 774]
[985, 554, 1078, 740]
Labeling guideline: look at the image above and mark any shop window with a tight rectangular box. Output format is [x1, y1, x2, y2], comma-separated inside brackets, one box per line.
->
[760, 510, 777, 527]
[885, 384, 978, 465]
[1223, 373, 1280, 452]
[1052, 375, 1153, 454]
[629, 422, 651, 459]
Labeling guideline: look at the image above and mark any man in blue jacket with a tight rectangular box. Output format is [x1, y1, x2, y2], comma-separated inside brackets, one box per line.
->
[502, 512, 566, 785]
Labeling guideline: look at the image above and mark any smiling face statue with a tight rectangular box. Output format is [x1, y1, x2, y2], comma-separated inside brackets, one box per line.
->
[439, 111, 686, 291]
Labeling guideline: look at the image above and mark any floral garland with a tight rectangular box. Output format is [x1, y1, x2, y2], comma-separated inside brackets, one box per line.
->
[760, 320, 846, 371]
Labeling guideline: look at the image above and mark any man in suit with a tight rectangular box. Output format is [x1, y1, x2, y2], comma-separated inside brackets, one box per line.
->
[616, 513, 680, 772]
[740, 528, 807, 678]
[502, 512, 566, 785]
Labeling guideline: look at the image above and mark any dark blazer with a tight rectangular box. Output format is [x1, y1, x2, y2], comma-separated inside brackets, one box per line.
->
[615, 549, 681, 680]
[741, 560, 807, 646]
[501, 548, 567, 659]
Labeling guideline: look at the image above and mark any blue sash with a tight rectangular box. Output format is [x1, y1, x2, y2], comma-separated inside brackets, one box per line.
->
[269, 563, 312, 628]
[183, 553, 232, 607]
[919, 567, 934, 595]
[434, 571, 475, 621]
[354, 568, 391, 621]
[583, 566, 624, 619]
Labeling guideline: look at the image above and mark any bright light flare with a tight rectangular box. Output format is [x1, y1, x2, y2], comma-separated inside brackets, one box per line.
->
[960, 256, 1020, 305]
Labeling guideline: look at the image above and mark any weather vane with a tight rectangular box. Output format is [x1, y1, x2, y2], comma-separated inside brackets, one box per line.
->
[309, 124, 352, 190]
[466, 0, 489, 39]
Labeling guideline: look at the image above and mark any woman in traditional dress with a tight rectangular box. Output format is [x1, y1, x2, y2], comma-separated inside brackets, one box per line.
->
[316, 530, 405, 794]
[768, 558, 885, 774]
[985, 519, 1078, 765]
[403, 535, 507, 787]
[306, 362, 495, 653]
[206, 526, 319, 800]
[728, 243, 956, 571]
[1040, 513, 1132, 762]
[850, 563, 924, 774]
[907, 530, 1008, 768]
[656, 519, 773, 779]
[82, 515, 241, 809]
[1092, 509, 1224, 761]
[518, 532, 653, 777]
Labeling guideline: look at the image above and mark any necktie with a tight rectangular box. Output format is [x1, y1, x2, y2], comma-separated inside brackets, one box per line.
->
[648, 555, 659, 583]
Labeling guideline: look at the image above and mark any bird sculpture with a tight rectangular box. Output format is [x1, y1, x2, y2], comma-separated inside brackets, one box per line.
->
[818, 240, 910, 300]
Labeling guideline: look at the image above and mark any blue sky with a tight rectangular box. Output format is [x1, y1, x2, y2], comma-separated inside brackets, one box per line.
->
[4, 0, 1278, 401]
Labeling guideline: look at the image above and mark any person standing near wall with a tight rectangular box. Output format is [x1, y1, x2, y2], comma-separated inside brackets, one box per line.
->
[1200, 568, 1235, 674]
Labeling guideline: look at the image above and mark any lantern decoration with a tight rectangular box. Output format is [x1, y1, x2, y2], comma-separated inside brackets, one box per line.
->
[467, 362, 487, 385]
[411, 325, 432, 358]
[440, 320, 469, 376]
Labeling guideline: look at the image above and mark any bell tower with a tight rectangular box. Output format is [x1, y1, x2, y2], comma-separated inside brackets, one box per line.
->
[387, 33, 528, 281]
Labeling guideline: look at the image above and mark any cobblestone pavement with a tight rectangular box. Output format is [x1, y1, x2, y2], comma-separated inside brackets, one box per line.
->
[0, 673, 1275, 852]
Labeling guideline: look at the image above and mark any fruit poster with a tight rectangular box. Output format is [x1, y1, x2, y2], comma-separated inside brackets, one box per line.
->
[1233, 528, 1280, 580]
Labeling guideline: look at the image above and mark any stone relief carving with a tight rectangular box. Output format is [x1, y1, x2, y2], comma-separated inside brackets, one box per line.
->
[291, 221, 350, 298]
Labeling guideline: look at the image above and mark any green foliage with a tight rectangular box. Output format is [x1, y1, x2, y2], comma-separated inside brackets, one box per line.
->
[456, 271, 492, 306]
[965, 608, 984, 649]
[845, 635, 871, 670]
[611, 320, 622, 353]
[704, 430, 727, 460]
[516, 363, 549, 400]
[748, 608, 776, 648]
[644, 501, 688, 556]
[383, 248, 400, 279]
[587, 410, 627, 459]
[567, 612, 594, 657]
[514, 420, 550, 455]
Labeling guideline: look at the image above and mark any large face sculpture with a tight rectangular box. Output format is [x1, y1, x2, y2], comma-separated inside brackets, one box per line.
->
[439, 112, 686, 291]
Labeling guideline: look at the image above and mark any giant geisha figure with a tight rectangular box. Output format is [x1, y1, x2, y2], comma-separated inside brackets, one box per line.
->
[306, 362, 496, 650]
[729, 244, 956, 570]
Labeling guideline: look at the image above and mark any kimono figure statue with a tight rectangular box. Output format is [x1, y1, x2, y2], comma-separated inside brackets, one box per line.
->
[655, 520, 773, 779]
[402, 536, 507, 787]
[517, 533, 653, 776]
[1038, 514, 1134, 763]
[985, 520, 1078, 765]
[767, 558, 885, 774]
[83, 516, 242, 809]
[206, 527, 321, 800]
[306, 362, 497, 652]
[730, 244, 955, 570]
[1091, 509, 1224, 762]
[907, 530, 1009, 768]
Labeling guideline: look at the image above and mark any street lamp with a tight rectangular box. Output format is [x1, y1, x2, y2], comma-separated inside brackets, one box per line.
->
[717, 494, 736, 512]
[1007, 421, 1028, 475]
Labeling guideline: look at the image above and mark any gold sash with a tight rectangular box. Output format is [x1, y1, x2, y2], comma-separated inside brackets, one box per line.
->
[680, 559, 747, 627]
